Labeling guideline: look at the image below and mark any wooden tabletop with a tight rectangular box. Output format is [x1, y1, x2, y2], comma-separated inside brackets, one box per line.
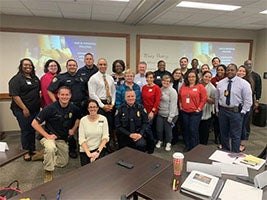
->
[12, 147, 171, 200]
[0, 145, 27, 167]
[136, 144, 267, 200]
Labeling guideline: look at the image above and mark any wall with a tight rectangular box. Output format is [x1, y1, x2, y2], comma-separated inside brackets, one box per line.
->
[0, 15, 266, 131]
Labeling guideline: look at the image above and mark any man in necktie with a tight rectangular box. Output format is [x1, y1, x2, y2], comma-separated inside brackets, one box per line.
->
[103, 74, 112, 104]
[215, 63, 252, 152]
[225, 79, 232, 105]
[88, 58, 116, 152]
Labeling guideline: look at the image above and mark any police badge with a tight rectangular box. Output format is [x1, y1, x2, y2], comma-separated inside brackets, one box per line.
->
[69, 112, 73, 118]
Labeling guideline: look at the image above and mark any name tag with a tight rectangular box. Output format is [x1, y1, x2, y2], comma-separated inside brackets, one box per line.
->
[157, 76, 161, 79]
[26, 80, 32, 85]
[186, 98, 190, 104]
[148, 89, 152, 92]
[98, 120, 104, 127]
[193, 88, 197, 91]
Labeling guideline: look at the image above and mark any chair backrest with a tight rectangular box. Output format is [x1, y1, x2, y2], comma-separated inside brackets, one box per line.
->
[258, 145, 267, 159]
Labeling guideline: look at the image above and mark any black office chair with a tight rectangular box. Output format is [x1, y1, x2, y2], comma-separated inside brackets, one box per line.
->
[258, 145, 267, 159]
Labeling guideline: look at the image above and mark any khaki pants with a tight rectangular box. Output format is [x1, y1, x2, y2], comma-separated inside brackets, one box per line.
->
[40, 138, 69, 171]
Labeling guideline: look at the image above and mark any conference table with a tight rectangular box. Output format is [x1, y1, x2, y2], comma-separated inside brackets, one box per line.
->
[0, 144, 27, 167]
[136, 144, 267, 199]
[12, 147, 171, 200]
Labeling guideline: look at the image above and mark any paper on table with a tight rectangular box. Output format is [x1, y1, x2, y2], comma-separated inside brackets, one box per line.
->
[212, 162, 248, 177]
[187, 161, 221, 177]
[233, 156, 265, 170]
[219, 179, 263, 200]
[0, 142, 9, 152]
[209, 150, 235, 164]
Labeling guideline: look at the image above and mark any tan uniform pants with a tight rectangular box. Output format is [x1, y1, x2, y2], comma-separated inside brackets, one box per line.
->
[40, 138, 69, 171]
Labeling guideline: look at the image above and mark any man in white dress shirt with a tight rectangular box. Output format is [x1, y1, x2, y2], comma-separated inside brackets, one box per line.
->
[88, 58, 116, 151]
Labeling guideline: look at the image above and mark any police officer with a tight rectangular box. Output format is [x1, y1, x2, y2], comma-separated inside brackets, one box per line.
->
[115, 90, 148, 152]
[31, 86, 81, 183]
[215, 63, 252, 153]
[77, 53, 98, 96]
[48, 59, 87, 158]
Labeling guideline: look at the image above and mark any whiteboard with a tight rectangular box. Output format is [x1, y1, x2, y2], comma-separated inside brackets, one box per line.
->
[0, 30, 128, 93]
[138, 36, 252, 73]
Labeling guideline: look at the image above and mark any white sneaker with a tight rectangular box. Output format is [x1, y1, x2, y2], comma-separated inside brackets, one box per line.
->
[156, 141, 163, 148]
[165, 143, 171, 151]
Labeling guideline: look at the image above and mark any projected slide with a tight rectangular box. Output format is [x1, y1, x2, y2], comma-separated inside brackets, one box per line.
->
[0, 31, 127, 93]
[140, 38, 251, 72]
[21, 34, 96, 72]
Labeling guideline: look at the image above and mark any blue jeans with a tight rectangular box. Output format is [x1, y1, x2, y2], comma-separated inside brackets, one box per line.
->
[219, 108, 243, 152]
[181, 110, 202, 151]
[12, 110, 38, 153]
[145, 115, 156, 151]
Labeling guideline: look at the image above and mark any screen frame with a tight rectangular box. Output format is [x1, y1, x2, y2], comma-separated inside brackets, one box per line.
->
[136, 34, 253, 72]
[0, 27, 130, 99]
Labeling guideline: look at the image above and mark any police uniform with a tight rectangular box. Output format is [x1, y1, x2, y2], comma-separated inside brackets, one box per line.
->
[115, 103, 148, 152]
[48, 72, 87, 156]
[48, 72, 88, 113]
[9, 73, 40, 154]
[77, 64, 98, 96]
[36, 101, 81, 140]
[35, 101, 81, 171]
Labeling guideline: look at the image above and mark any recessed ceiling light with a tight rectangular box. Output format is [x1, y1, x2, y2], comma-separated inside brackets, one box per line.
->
[176, 1, 241, 11]
[108, 0, 129, 2]
[260, 10, 267, 14]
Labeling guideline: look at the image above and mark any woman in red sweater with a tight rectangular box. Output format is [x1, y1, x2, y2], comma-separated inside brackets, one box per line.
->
[40, 59, 61, 108]
[179, 70, 207, 151]
[142, 71, 161, 153]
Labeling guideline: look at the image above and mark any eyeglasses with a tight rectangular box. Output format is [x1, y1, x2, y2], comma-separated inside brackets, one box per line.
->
[88, 106, 98, 109]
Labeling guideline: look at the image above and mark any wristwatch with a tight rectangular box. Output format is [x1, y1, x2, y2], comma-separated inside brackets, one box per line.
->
[96, 149, 100, 153]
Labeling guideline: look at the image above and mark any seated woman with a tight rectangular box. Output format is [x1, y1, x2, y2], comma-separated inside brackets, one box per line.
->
[79, 99, 109, 166]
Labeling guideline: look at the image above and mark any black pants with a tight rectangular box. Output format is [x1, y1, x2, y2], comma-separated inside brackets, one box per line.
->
[116, 132, 146, 152]
[199, 118, 212, 145]
[68, 135, 77, 153]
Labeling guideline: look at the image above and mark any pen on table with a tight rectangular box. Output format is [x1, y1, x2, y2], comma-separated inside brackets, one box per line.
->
[240, 160, 257, 167]
[172, 178, 176, 191]
[232, 157, 238, 164]
[172, 179, 179, 191]
[56, 188, 62, 200]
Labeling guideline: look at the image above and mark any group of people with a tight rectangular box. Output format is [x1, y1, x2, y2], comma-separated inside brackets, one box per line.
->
[8, 53, 262, 183]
